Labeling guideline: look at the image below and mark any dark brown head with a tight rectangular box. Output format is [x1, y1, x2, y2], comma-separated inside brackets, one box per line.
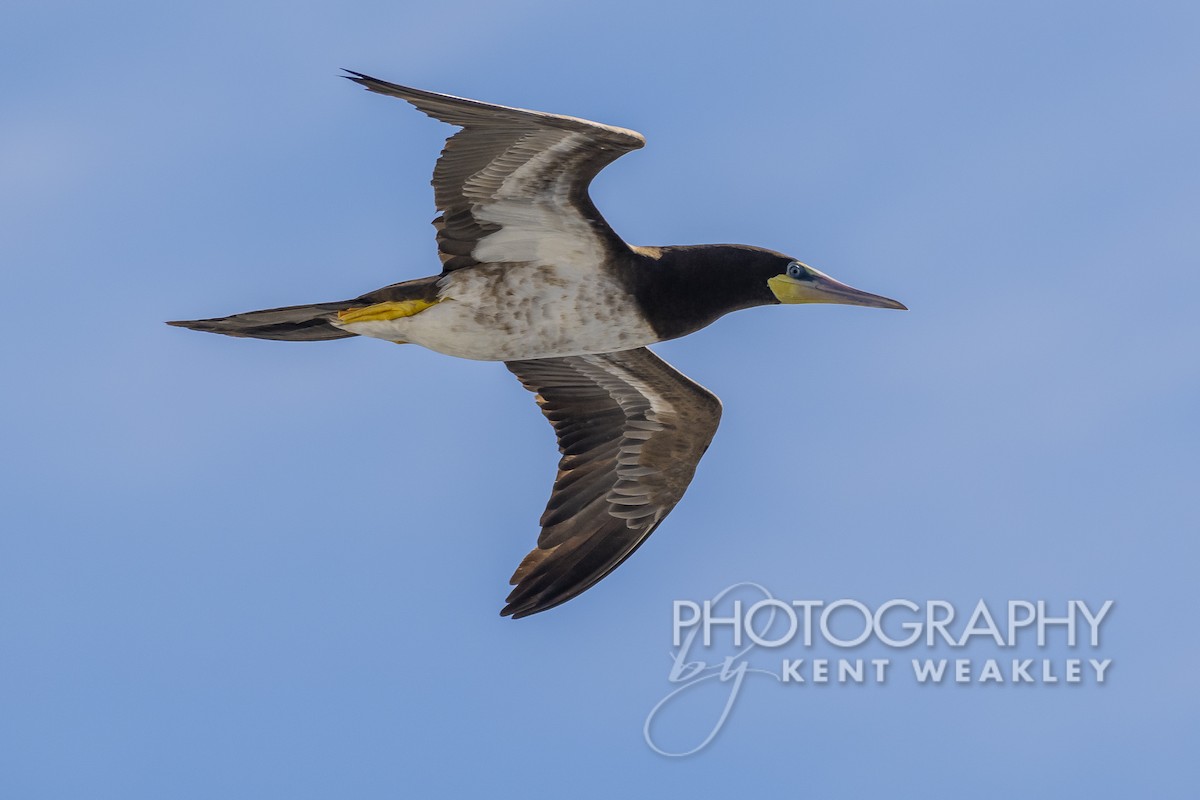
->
[629, 244, 905, 341]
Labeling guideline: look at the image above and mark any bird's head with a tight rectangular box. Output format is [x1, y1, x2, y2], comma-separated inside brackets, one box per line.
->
[634, 245, 905, 341]
[764, 256, 907, 311]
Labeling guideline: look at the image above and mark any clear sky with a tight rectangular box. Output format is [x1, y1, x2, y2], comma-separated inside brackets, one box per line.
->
[3, 0, 1197, 796]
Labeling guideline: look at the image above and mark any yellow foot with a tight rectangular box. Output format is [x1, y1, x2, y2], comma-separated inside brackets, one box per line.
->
[337, 298, 441, 324]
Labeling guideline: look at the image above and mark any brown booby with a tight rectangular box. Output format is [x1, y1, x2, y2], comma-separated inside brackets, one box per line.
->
[169, 72, 905, 618]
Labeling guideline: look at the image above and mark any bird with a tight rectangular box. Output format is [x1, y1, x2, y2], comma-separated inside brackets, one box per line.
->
[169, 71, 906, 618]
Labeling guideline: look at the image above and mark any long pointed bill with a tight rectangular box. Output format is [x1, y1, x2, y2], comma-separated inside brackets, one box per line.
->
[768, 267, 907, 310]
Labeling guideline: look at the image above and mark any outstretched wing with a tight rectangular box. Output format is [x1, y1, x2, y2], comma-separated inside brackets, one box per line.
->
[502, 348, 722, 618]
[344, 71, 646, 272]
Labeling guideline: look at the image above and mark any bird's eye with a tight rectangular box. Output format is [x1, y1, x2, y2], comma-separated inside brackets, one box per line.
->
[786, 261, 806, 279]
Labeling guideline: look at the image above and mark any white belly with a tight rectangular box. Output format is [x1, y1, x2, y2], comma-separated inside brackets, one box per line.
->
[337, 264, 659, 361]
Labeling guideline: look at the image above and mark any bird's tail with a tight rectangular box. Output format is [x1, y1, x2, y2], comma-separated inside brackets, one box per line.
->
[167, 301, 359, 341]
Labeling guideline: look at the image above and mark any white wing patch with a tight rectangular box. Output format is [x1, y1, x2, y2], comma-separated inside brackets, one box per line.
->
[470, 133, 607, 270]
[583, 355, 677, 526]
[587, 355, 676, 420]
[352, 130, 655, 361]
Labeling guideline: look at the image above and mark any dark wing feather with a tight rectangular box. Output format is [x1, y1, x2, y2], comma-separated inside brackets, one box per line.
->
[502, 348, 722, 618]
[344, 71, 645, 272]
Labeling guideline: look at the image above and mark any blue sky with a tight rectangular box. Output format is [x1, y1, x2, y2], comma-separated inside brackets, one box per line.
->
[2, 0, 1198, 796]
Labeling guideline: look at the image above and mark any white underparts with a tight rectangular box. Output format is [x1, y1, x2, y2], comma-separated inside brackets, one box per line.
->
[337, 263, 657, 361]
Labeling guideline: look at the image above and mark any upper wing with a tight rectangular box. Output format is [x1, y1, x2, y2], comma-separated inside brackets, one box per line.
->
[502, 348, 722, 618]
[344, 71, 646, 272]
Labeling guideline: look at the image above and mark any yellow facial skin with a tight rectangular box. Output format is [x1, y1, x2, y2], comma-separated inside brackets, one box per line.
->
[768, 263, 906, 310]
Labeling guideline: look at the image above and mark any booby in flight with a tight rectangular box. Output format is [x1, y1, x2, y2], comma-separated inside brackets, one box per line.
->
[170, 72, 905, 618]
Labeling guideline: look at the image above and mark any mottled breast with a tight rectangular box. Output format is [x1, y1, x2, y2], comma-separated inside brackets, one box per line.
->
[343, 262, 659, 361]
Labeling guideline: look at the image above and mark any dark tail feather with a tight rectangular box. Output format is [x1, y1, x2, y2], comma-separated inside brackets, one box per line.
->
[167, 301, 359, 342]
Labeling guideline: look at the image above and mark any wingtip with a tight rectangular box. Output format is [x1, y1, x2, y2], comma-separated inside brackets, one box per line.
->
[166, 318, 219, 334]
[501, 586, 543, 619]
[341, 69, 389, 93]
[500, 604, 534, 620]
[500, 593, 522, 618]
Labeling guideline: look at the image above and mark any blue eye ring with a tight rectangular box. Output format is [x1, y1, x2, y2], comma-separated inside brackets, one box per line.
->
[786, 261, 805, 279]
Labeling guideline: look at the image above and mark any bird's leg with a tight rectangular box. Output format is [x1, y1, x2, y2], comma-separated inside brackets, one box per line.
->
[336, 298, 442, 323]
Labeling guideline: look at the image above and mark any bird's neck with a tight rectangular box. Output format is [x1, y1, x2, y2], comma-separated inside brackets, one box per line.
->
[628, 245, 777, 342]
